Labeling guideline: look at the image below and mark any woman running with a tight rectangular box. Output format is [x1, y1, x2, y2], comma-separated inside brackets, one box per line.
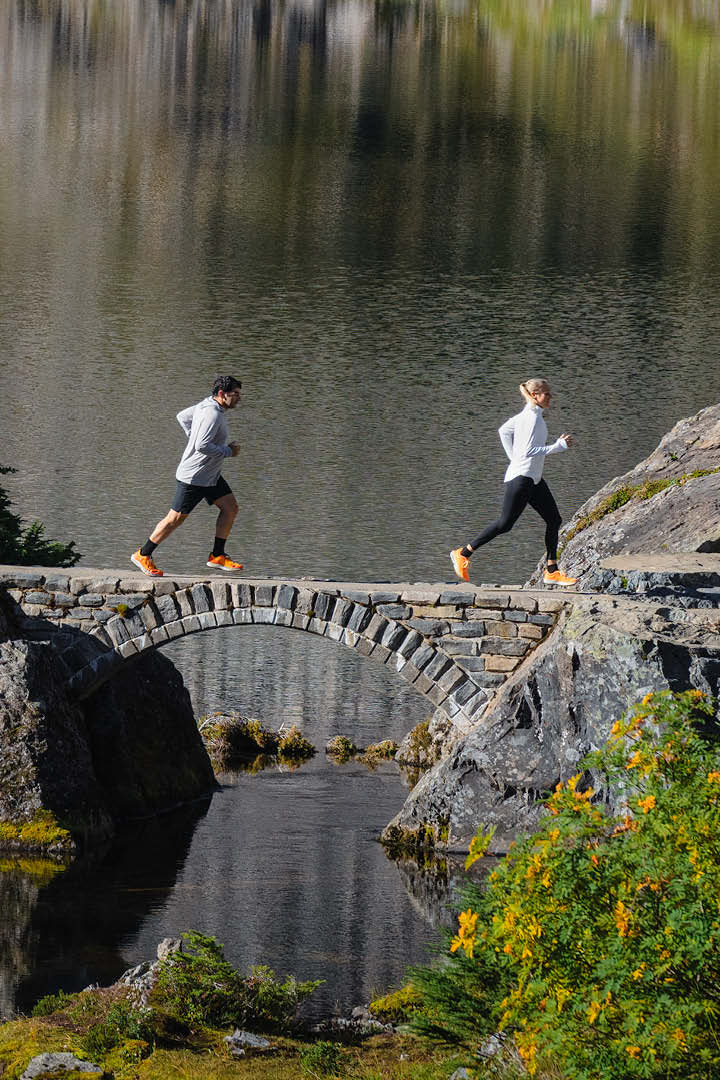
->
[450, 379, 577, 585]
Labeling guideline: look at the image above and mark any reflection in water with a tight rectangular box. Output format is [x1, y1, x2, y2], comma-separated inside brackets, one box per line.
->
[2, 800, 210, 1017]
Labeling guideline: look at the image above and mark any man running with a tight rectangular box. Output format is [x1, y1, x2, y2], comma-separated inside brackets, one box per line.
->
[131, 375, 244, 577]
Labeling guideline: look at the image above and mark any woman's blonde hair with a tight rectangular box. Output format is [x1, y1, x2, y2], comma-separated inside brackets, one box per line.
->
[519, 378, 550, 400]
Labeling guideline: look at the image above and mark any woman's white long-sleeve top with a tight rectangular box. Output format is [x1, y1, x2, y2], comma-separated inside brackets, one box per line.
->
[498, 403, 568, 484]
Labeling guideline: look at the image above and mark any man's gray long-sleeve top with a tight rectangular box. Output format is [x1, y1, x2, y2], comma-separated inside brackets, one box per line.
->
[175, 396, 233, 486]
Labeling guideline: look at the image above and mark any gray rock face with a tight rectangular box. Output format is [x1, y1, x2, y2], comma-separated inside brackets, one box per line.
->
[0, 627, 216, 848]
[20, 1053, 104, 1079]
[386, 598, 720, 851]
[527, 402, 720, 588]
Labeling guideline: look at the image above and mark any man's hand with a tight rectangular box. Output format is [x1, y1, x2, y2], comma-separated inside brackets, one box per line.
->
[561, 433, 575, 447]
[229, 442, 241, 457]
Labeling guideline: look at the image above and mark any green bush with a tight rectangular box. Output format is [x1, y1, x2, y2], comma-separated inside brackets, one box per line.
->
[411, 691, 720, 1079]
[31, 989, 76, 1017]
[299, 1040, 349, 1077]
[81, 1000, 151, 1057]
[151, 931, 322, 1032]
[0, 465, 80, 566]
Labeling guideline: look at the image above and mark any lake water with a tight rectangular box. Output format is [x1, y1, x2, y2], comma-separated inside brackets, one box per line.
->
[2, 0, 720, 1018]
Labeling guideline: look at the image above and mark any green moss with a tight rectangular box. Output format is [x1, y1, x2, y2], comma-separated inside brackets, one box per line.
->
[370, 985, 422, 1025]
[0, 811, 72, 853]
[364, 740, 399, 760]
[561, 467, 720, 549]
[277, 726, 315, 761]
[113, 603, 129, 616]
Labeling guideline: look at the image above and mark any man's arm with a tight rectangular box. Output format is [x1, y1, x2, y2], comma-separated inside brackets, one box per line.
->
[177, 405, 195, 437]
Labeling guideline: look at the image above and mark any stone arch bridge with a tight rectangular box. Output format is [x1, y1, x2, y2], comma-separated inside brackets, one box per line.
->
[0, 566, 571, 740]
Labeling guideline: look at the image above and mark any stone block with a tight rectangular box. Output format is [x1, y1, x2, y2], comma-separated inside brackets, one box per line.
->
[331, 599, 353, 627]
[233, 609, 253, 625]
[364, 613, 390, 643]
[215, 609, 233, 627]
[390, 650, 407, 669]
[152, 578, 181, 596]
[177, 591, 195, 617]
[381, 623, 408, 651]
[466, 608, 504, 621]
[410, 604, 460, 618]
[347, 604, 372, 633]
[427, 684, 448, 707]
[111, 593, 150, 609]
[400, 588, 442, 604]
[472, 593, 510, 609]
[411, 643, 436, 671]
[440, 638, 477, 656]
[211, 582, 231, 609]
[313, 592, 336, 621]
[133, 633, 153, 653]
[24, 591, 50, 605]
[118, 639, 139, 659]
[296, 589, 317, 614]
[484, 654, 521, 672]
[164, 620, 184, 639]
[509, 594, 538, 612]
[443, 695, 462, 718]
[230, 582, 253, 607]
[252, 608, 275, 624]
[0, 571, 44, 587]
[479, 637, 530, 656]
[463, 690, 488, 716]
[118, 576, 155, 593]
[151, 625, 170, 644]
[89, 626, 113, 648]
[407, 618, 450, 637]
[64, 606, 98, 621]
[292, 613, 310, 630]
[183, 615, 201, 634]
[343, 628, 360, 648]
[80, 594, 105, 607]
[274, 610, 293, 627]
[155, 593, 181, 623]
[104, 622, 131, 643]
[484, 620, 517, 638]
[276, 584, 298, 611]
[438, 667, 466, 694]
[343, 590, 371, 605]
[191, 584, 212, 613]
[372, 644, 391, 665]
[254, 584, 275, 606]
[450, 623, 487, 638]
[49, 592, 76, 606]
[21, 604, 44, 617]
[414, 673, 434, 695]
[139, 605, 160, 632]
[356, 637, 376, 657]
[367, 591, 401, 604]
[197, 611, 217, 630]
[399, 662, 421, 684]
[307, 617, 326, 635]
[43, 573, 71, 592]
[472, 671, 507, 688]
[449, 679, 478, 706]
[438, 590, 477, 606]
[377, 603, 412, 620]
[325, 623, 344, 642]
[5, 589, 22, 601]
[424, 652, 452, 681]
[529, 613, 556, 626]
[503, 610, 527, 622]
[456, 655, 485, 671]
[398, 629, 423, 658]
[518, 623, 545, 640]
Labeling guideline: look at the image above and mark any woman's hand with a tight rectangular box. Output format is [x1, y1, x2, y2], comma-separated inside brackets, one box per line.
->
[561, 433, 575, 447]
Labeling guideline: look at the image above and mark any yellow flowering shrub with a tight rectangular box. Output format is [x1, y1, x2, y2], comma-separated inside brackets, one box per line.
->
[411, 691, 720, 1079]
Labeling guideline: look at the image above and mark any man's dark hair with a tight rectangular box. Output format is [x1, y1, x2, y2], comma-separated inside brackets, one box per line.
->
[212, 375, 242, 397]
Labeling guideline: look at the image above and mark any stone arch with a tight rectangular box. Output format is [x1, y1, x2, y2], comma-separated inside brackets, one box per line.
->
[62, 581, 489, 735]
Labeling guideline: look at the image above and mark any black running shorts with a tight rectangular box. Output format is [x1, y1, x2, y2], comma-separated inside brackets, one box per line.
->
[172, 475, 232, 514]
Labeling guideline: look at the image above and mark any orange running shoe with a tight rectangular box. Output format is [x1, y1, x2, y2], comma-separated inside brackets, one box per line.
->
[206, 554, 244, 572]
[131, 550, 163, 577]
[543, 569, 578, 586]
[450, 548, 470, 583]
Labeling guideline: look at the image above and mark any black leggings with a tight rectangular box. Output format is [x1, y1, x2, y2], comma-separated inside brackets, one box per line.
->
[464, 476, 562, 562]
